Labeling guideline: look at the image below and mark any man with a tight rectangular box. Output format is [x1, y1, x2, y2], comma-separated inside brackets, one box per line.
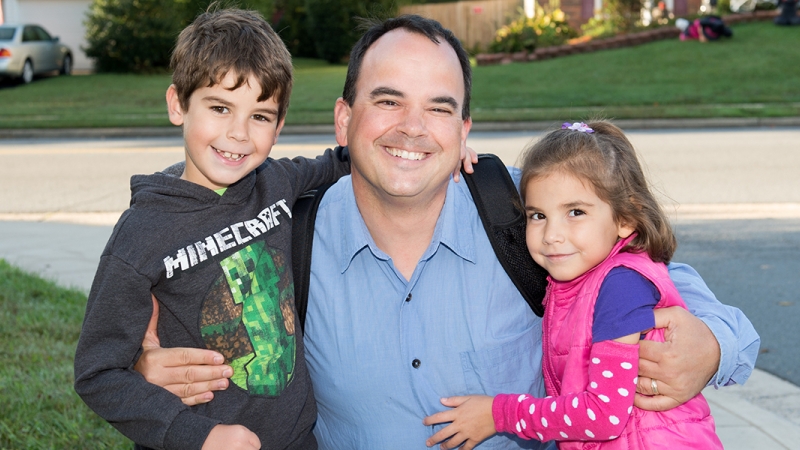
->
[136, 15, 759, 449]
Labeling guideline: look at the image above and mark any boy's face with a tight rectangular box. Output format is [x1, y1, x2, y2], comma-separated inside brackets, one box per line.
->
[167, 72, 284, 191]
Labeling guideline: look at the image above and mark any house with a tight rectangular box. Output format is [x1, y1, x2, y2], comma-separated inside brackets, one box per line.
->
[0, 0, 93, 71]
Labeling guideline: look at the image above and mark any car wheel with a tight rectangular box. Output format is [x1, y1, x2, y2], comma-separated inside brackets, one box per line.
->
[60, 54, 72, 76]
[21, 60, 34, 84]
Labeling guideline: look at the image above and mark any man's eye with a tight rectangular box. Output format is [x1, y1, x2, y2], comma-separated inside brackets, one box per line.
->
[569, 209, 585, 217]
[378, 100, 399, 106]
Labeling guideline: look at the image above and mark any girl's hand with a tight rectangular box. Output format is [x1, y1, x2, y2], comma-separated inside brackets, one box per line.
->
[422, 395, 496, 449]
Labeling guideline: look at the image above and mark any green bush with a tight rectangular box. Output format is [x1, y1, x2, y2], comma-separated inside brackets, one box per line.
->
[489, 7, 577, 53]
[84, 0, 181, 73]
[84, 0, 277, 73]
[304, 0, 396, 63]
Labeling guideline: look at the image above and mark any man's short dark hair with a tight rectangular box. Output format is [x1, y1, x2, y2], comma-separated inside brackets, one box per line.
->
[342, 15, 472, 120]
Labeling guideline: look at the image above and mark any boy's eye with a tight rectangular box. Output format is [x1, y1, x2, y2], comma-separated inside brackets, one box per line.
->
[568, 209, 585, 217]
[211, 106, 229, 114]
[252, 114, 271, 122]
[529, 212, 545, 221]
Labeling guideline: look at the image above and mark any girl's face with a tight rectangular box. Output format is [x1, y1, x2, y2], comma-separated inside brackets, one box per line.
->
[524, 171, 635, 282]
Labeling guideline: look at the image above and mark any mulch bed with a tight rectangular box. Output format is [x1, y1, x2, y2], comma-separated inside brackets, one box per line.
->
[475, 10, 779, 66]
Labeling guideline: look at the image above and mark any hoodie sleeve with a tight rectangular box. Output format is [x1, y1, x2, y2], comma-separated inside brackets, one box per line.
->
[74, 253, 219, 450]
[278, 145, 351, 196]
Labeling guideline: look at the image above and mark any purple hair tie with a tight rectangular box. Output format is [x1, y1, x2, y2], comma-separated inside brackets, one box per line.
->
[561, 122, 594, 133]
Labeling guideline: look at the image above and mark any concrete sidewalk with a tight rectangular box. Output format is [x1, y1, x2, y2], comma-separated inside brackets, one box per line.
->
[1, 218, 799, 449]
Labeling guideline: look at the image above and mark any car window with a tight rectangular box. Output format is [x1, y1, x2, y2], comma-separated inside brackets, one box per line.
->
[23, 26, 40, 42]
[0, 27, 16, 41]
[34, 26, 53, 41]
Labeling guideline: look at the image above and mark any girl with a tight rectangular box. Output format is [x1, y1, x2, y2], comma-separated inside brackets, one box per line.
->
[423, 121, 723, 449]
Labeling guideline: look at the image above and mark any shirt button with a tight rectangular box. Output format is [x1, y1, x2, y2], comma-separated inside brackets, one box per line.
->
[412, 359, 421, 368]
[405, 293, 412, 302]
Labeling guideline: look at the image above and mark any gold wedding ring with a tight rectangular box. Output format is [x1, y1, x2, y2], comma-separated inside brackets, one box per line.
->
[651, 378, 659, 396]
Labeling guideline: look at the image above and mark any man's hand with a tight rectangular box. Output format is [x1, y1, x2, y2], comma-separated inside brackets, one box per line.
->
[453, 145, 479, 183]
[202, 424, 261, 450]
[134, 295, 232, 406]
[635, 306, 720, 411]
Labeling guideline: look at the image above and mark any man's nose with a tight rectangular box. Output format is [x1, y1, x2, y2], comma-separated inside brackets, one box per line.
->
[396, 107, 427, 138]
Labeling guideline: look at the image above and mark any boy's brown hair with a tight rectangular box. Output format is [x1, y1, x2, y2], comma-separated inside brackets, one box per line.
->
[171, 7, 293, 121]
[519, 120, 677, 263]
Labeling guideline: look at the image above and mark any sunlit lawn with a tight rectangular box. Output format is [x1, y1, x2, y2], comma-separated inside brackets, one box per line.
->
[0, 21, 797, 129]
[0, 259, 127, 448]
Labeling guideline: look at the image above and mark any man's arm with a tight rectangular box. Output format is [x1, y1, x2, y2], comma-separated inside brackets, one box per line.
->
[134, 295, 233, 406]
[635, 262, 760, 411]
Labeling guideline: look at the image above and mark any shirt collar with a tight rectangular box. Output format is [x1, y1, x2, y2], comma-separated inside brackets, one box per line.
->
[337, 178, 477, 273]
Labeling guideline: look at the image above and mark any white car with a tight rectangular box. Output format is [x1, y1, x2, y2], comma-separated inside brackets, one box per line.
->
[0, 23, 73, 84]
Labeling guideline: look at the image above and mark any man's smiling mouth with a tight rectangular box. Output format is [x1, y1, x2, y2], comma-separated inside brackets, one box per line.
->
[385, 147, 427, 161]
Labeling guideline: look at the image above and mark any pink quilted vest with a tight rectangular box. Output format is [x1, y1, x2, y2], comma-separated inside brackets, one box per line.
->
[541, 237, 723, 449]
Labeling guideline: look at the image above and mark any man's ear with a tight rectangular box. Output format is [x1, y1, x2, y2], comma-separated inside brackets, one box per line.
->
[166, 85, 184, 127]
[334, 97, 351, 147]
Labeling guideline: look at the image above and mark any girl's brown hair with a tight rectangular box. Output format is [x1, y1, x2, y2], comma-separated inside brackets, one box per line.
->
[519, 120, 676, 263]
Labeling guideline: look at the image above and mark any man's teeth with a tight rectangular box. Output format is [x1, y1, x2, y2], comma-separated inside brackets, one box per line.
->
[216, 149, 245, 161]
[387, 147, 426, 161]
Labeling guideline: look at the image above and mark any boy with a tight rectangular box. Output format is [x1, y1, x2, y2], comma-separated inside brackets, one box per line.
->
[74, 8, 349, 450]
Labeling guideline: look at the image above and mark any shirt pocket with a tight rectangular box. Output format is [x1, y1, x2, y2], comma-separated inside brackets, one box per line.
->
[460, 328, 542, 396]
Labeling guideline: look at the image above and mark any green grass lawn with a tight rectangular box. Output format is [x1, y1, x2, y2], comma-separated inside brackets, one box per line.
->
[0, 259, 127, 448]
[0, 21, 798, 129]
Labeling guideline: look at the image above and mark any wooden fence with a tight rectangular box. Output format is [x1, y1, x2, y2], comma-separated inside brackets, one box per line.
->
[399, 0, 522, 50]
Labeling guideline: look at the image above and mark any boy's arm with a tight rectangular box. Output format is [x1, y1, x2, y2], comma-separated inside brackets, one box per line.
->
[279, 145, 351, 195]
[635, 263, 760, 411]
[74, 255, 220, 449]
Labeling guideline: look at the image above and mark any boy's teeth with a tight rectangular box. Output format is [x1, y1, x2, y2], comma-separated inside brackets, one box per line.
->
[216, 149, 244, 161]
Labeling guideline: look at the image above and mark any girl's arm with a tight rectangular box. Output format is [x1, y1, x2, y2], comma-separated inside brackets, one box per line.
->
[423, 338, 640, 449]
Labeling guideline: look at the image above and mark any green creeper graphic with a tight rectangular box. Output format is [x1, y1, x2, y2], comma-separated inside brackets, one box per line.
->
[212, 241, 295, 396]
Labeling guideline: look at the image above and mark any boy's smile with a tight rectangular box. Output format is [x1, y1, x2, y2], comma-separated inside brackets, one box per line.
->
[167, 72, 284, 191]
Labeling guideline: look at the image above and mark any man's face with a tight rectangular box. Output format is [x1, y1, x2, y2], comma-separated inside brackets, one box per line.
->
[167, 72, 284, 191]
[334, 29, 472, 204]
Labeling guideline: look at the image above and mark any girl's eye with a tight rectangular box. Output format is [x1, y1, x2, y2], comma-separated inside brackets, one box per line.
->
[529, 212, 545, 221]
[568, 209, 585, 217]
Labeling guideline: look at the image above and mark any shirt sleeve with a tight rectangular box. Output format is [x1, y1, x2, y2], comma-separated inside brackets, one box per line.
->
[493, 340, 639, 442]
[667, 262, 760, 387]
[278, 145, 351, 197]
[592, 267, 659, 342]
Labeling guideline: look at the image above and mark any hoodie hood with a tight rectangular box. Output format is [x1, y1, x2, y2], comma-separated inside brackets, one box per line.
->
[130, 162, 258, 213]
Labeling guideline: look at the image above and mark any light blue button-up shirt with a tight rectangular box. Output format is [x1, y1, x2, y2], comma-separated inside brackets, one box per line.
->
[303, 171, 759, 450]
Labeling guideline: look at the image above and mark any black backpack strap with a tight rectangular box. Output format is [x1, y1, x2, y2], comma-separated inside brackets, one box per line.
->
[461, 154, 548, 317]
[292, 183, 334, 333]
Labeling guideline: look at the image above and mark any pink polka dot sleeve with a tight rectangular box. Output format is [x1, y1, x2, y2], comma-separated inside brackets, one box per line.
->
[492, 340, 639, 442]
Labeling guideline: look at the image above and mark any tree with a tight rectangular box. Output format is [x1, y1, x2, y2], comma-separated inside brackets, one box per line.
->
[84, 0, 277, 73]
[304, 0, 396, 63]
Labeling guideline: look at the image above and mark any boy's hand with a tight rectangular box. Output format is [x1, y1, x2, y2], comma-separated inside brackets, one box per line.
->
[202, 424, 261, 450]
[134, 295, 232, 406]
[452, 145, 479, 183]
[422, 395, 496, 449]
[634, 306, 719, 411]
